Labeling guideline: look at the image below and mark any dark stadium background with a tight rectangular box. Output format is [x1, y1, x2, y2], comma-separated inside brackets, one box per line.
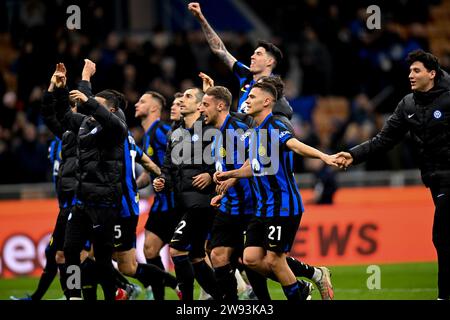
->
[1, 0, 448, 188]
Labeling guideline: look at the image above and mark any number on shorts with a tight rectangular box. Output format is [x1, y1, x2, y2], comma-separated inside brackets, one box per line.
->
[114, 225, 122, 239]
[268, 225, 281, 241]
[174, 220, 186, 235]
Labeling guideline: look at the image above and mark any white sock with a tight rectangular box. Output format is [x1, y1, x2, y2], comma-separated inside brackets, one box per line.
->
[69, 297, 83, 300]
[235, 270, 248, 294]
[312, 267, 322, 283]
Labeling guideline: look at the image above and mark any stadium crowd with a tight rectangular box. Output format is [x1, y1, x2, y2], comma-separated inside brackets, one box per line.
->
[0, 0, 448, 187]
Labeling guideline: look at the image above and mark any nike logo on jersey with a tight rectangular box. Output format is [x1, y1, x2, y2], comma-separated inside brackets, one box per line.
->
[437, 193, 445, 198]
[407, 113, 415, 119]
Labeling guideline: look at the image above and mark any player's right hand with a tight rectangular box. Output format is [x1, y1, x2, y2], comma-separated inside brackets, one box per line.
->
[188, 2, 202, 18]
[82, 59, 96, 80]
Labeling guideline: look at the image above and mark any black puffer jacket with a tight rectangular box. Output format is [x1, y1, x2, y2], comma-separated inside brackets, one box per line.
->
[41, 90, 77, 205]
[55, 88, 127, 205]
[160, 116, 215, 208]
[350, 71, 450, 187]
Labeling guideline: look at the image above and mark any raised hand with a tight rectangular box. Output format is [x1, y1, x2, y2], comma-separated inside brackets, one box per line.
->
[188, 2, 203, 19]
[69, 90, 88, 103]
[50, 63, 67, 89]
[82, 59, 96, 81]
[199, 72, 214, 92]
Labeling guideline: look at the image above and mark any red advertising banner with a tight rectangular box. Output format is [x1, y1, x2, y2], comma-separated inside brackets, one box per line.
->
[0, 186, 436, 278]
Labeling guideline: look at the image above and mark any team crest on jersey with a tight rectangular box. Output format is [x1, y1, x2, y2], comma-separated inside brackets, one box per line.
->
[135, 194, 139, 203]
[219, 146, 226, 158]
[434, 110, 442, 119]
[258, 145, 266, 156]
[58, 150, 62, 159]
[147, 146, 154, 157]
[192, 134, 199, 142]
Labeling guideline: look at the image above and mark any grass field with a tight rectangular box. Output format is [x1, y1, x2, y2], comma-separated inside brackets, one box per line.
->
[0, 262, 437, 300]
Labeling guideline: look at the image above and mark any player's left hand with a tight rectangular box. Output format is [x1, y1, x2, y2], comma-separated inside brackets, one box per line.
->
[192, 173, 212, 190]
[321, 154, 339, 168]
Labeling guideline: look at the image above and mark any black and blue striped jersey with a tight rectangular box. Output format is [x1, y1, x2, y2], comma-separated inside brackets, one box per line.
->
[48, 137, 62, 203]
[142, 119, 175, 213]
[121, 131, 143, 218]
[249, 113, 304, 217]
[233, 61, 256, 113]
[212, 114, 255, 215]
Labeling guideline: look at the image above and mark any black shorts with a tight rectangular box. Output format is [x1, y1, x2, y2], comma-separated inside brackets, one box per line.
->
[144, 210, 182, 244]
[64, 205, 119, 253]
[209, 212, 253, 253]
[169, 206, 216, 259]
[114, 215, 139, 252]
[244, 214, 302, 253]
[49, 206, 72, 251]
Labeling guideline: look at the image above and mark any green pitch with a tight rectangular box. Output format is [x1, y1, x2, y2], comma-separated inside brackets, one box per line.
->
[0, 262, 437, 300]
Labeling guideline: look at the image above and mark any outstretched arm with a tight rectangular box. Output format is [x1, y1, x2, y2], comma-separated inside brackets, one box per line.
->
[188, 2, 237, 69]
[286, 138, 338, 167]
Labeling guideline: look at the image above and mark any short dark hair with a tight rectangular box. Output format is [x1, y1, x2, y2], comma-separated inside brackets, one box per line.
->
[258, 75, 284, 100]
[407, 49, 441, 75]
[96, 89, 128, 111]
[145, 91, 166, 110]
[257, 40, 283, 68]
[187, 87, 204, 103]
[173, 92, 183, 99]
[205, 86, 232, 109]
[252, 82, 278, 101]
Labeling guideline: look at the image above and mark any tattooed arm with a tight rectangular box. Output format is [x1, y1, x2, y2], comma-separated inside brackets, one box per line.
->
[188, 2, 237, 69]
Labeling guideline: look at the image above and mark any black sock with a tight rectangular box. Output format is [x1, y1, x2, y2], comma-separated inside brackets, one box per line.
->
[214, 264, 237, 301]
[245, 267, 271, 301]
[282, 281, 301, 301]
[81, 257, 98, 301]
[286, 256, 315, 279]
[31, 247, 58, 300]
[57, 263, 68, 299]
[134, 263, 177, 289]
[192, 260, 221, 300]
[172, 255, 194, 301]
[113, 268, 130, 289]
[146, 256, 165, 300]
